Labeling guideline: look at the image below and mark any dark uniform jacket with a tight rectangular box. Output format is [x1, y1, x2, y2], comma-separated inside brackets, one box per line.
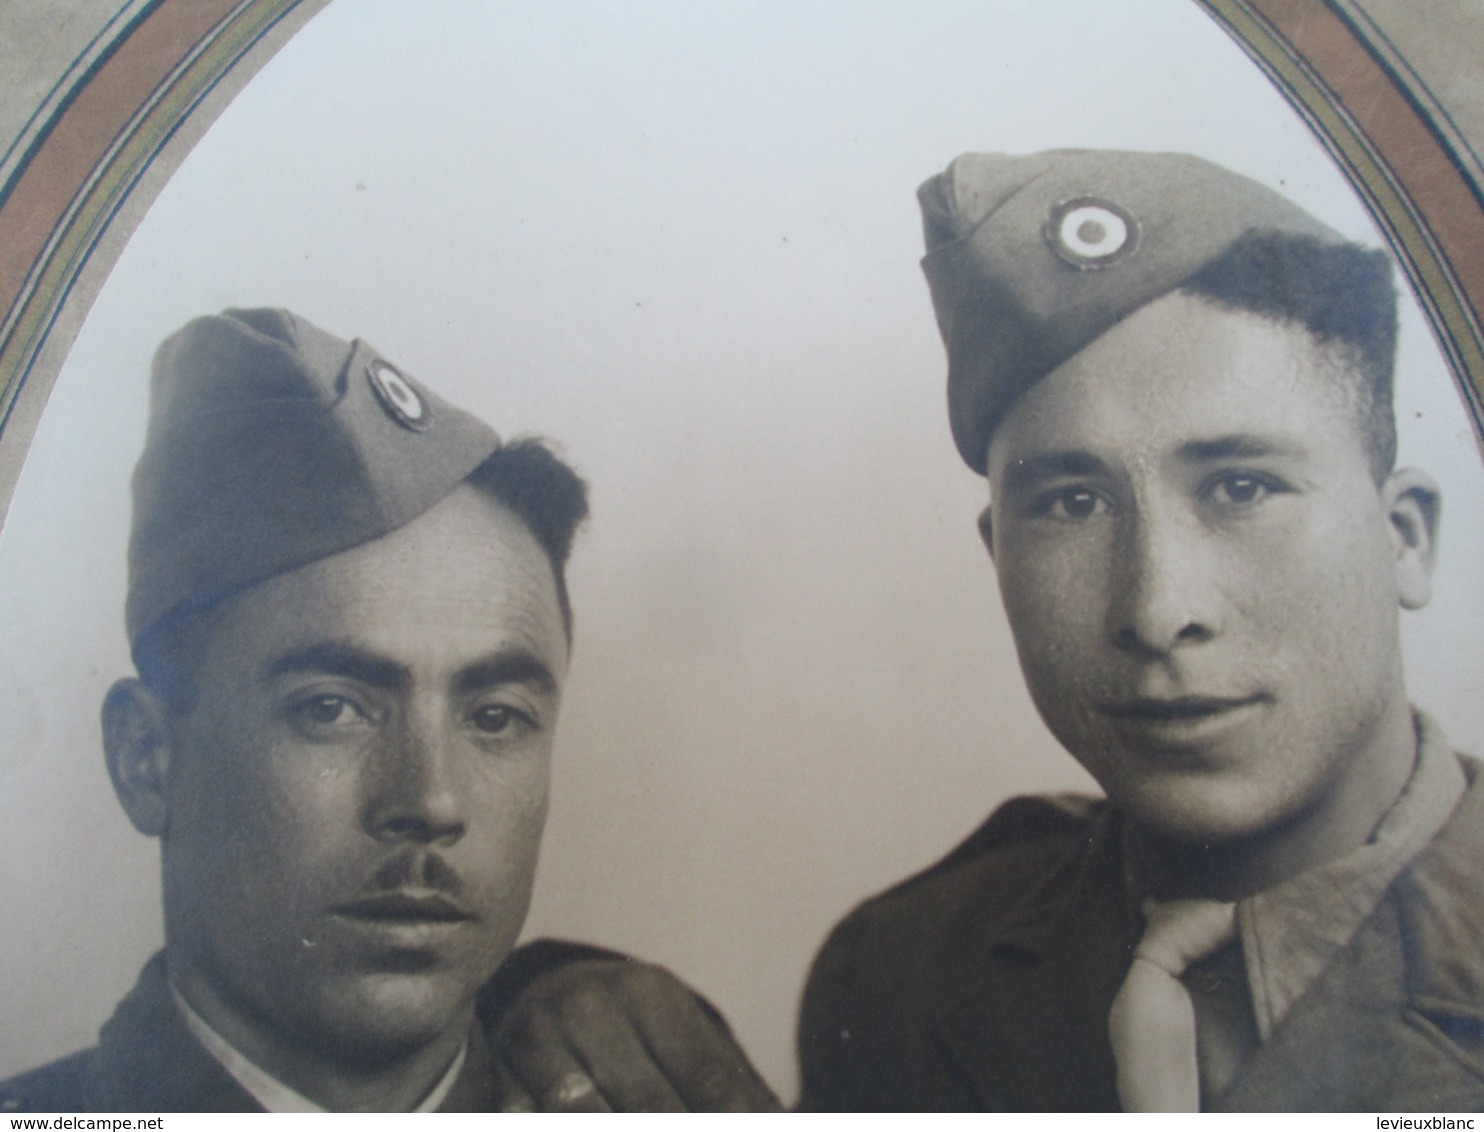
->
[798, 757, 1484, 1111]
[0, 952, 499, 1112]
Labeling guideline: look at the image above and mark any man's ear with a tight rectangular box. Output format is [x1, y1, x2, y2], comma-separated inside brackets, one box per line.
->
[1382, 467, 1441, 611]
[102, 678, 174, 838]
[977, 503, 995, 560]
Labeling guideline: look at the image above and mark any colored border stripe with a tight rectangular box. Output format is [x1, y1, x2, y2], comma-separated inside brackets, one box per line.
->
[0, 1, 160, 203]
[0, 0, 303, 435]
[0, 0, 237, 316]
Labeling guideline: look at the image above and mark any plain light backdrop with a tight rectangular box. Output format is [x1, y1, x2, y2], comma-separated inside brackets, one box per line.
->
[2, 0, 1482, 1101]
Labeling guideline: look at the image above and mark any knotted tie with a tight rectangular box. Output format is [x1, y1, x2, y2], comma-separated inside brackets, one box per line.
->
[1108, 898, 1237, 1112]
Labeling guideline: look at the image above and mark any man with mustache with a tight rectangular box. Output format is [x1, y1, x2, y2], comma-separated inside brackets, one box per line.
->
[487, 150, 1484, 1111]
[0, 307, 597, 1111]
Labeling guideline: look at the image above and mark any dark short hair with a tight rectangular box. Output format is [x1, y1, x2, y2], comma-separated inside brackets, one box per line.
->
[466, 437, 590, 636]
[1180, 231, 1399, 481]
[134, 437, 589, 715]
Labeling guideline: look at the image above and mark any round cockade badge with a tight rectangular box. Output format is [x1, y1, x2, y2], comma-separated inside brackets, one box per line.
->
[1044, 196, 1140, 270]
[366, 358, 431, 431]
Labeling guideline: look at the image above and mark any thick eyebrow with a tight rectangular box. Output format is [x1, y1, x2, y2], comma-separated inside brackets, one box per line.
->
[265, 642, 409, 690]
[1001, 450, 1110, 495]
[263, 642, 558, 697]
[1177, 433, 1310, 464]
[452, 652, 558, 698]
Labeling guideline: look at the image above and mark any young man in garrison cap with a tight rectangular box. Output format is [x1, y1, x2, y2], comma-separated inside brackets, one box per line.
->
[452, 151, 1483, 1110]
[793, 150, 1484, 1110]
[0, 309, 771, 1113]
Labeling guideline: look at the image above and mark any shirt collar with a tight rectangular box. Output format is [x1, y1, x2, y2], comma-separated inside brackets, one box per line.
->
[170, 985, 468, 1113]
[1237, 709, 1466, 1038]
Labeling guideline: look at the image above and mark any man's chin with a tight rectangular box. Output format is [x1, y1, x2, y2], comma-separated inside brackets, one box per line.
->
[302, 970, 483, 1062]
[1113, 774, 1285, 850]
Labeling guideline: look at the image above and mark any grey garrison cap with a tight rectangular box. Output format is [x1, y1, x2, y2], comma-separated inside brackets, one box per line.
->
[918, 149, 1348, 472]
[126, 308, 501, 645]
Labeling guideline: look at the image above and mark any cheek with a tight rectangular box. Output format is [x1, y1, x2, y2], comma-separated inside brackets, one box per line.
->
[1233, 512, 1397, 663]
[465, 757, 552, 873]
[168, 721, 365, 895]
[997, 541, 1107, 681]
[167, 720, 262, 845]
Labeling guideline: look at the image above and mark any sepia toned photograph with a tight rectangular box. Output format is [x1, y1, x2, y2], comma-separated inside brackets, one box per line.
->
[0, 0, 1482, 1113]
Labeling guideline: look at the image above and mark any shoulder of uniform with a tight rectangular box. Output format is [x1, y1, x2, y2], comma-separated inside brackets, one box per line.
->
[889, 791, 1104, 897]
[946, 791, 1104, 856]
[0, 1047, 97, 1113]
[811, 792, 1105, 958]
[800, 791, 1108, 1092]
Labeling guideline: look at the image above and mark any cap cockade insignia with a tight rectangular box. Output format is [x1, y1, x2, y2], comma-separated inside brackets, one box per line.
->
[1045, 196, 1139, 270]
[367, 358, 431, 431]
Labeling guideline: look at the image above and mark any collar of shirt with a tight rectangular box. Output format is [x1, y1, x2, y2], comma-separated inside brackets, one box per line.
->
[169, 986, 468, 1113]
[1237, 709, 1467, 1039]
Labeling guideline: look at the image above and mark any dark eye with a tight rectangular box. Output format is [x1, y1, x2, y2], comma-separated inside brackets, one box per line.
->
[1208, 472, 1281, 506]
[1061, 489, 1099, 518]
[291, 694, 371, 729]
[1033, 487, 1108, 520]
[470, 705, 533, 736]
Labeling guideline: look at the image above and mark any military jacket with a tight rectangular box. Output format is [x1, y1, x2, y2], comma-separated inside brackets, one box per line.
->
[0, 952, 499, 1112]
[799, 758, 1484, 1110]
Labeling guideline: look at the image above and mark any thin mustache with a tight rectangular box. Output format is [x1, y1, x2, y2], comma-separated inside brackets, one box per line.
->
[328, 851, 471, 917]
[368, 850, 465, 898]
[1099, 694, 1270, 721]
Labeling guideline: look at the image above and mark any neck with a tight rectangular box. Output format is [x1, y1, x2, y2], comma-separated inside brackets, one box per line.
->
[168, 965, 469, 1112]
[1130, 695, 1419, 902]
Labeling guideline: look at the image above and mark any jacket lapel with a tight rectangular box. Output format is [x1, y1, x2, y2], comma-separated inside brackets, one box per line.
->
[933, 810, 1137, 1110]
[83, 950, 511, 1111]
[90, 952, 261, 1112]
[1216, 759, 1484, 1111]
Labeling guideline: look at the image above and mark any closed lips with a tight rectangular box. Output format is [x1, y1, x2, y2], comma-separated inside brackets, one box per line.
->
[1099, 695, 1270, 721]
[331, 891, 473, 922]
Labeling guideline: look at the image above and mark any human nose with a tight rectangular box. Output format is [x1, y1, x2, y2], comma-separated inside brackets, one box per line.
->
[1107, 505, 1219, 656]
[362, 704, 467, 846]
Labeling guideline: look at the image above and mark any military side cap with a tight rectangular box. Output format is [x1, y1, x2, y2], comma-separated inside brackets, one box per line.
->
[919, 149, 1347, 472]
[126, 308, 501, 644]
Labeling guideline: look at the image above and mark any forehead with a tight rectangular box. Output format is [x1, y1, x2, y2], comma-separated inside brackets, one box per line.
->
[987, 291, 1365, 471]
[202, 485, 568, 674]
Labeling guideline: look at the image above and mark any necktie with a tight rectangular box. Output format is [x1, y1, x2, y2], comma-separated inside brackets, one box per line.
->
[1108, 898, 1237, 1112]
